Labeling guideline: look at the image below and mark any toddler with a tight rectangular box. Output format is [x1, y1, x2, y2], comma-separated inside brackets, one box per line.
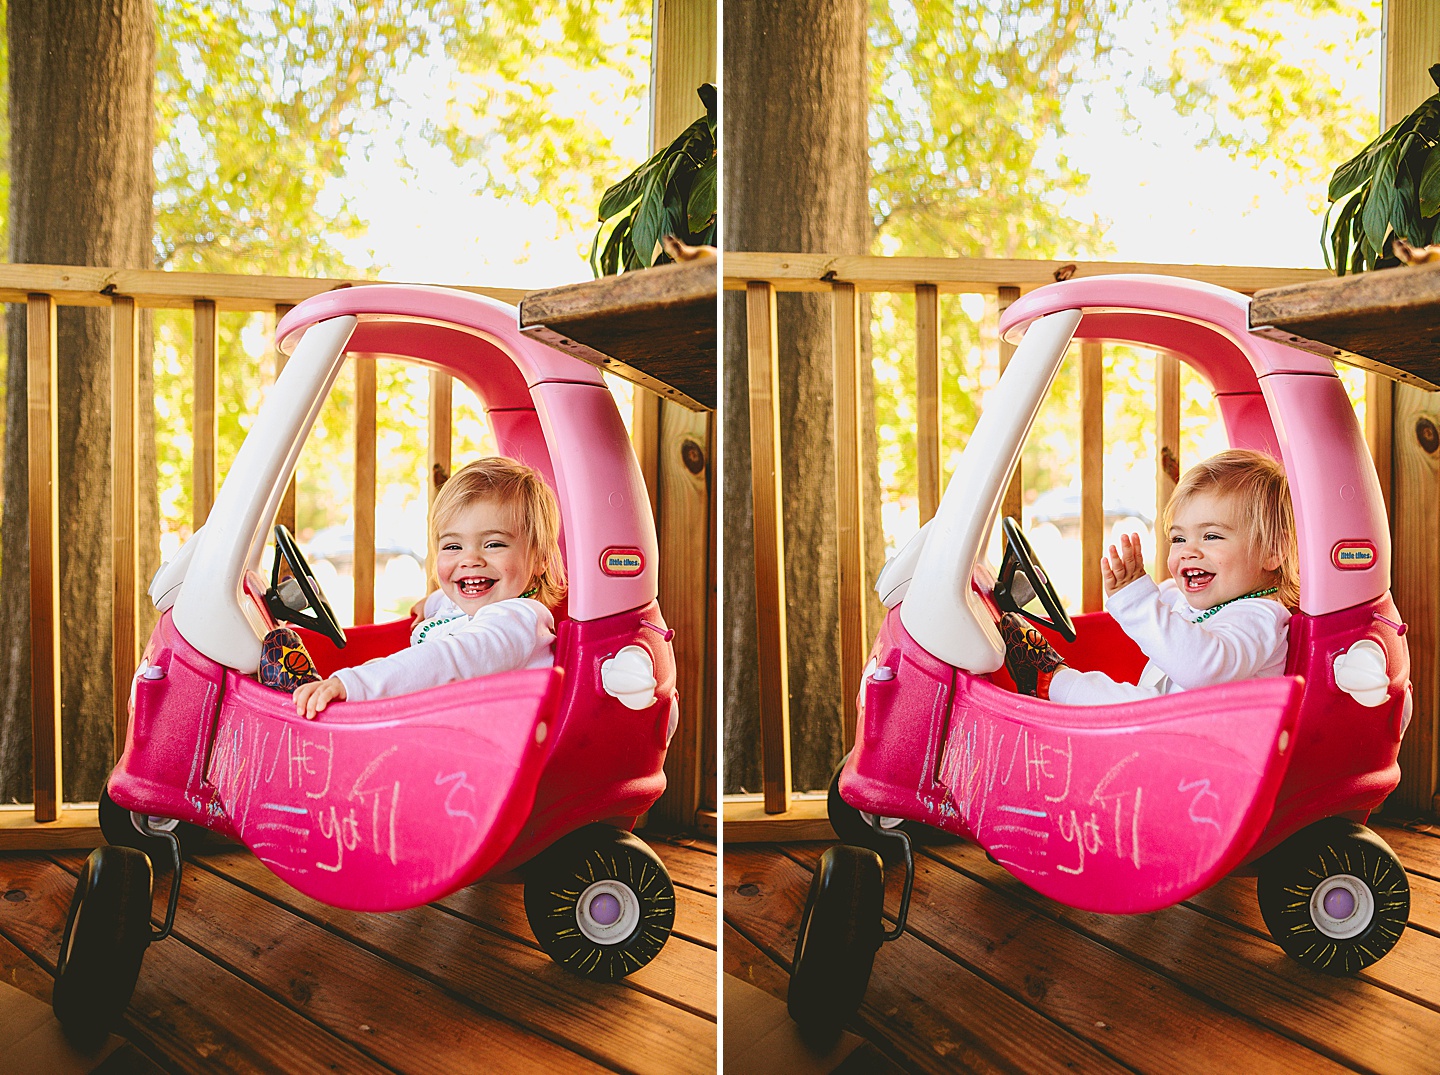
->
[1002, 449, 1298, 703]
[280, 456, 566, 718]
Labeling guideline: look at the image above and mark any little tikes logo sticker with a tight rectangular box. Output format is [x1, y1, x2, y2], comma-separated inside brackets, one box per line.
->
[601, 548, 645, 576]
[1332, 541, 1377, 570]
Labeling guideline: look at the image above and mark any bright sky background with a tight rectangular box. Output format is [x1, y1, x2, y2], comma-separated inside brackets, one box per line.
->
[324, 48, 651, 290]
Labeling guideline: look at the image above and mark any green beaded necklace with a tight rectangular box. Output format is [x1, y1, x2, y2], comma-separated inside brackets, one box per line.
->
[1191, 585, 1279, 623]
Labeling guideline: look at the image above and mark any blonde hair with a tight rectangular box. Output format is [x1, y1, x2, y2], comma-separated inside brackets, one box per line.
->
[430, 457, 567, 608]
[1162, 449, 1299, 609]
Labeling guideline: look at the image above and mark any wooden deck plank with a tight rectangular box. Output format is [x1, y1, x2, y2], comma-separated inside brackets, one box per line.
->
[0, 856, 394, 1075]
[724, 845, 1132, 1075]
[653, 833, 719, 896]
[185, 850, 715, 1073]
[924, 837, 1440, 1075]
[781, 843, 1354, 1075]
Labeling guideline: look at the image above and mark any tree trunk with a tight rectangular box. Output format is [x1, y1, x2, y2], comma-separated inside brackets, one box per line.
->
[0, 0, 156, 802]
[723, 0, 882, 793]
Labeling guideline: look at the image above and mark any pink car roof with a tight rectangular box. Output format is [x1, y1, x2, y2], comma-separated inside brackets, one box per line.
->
[999, 274, 1335, 394]
[275, 284, 605, 411]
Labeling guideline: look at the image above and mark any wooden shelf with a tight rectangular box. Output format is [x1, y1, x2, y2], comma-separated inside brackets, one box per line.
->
[1249, 261, 1440, 390]
[519, 258, 717, 411]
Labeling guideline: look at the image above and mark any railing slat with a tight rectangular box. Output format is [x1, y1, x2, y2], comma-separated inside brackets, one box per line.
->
[998, 286, 1023, 523]
[832, 283, 867, 752]
[1080, 340, 1104, 613]
[633, 389, 662, 522]
[192, 299, 218, 528]
[111, 296, 139, 758]
[915, 284, 942, 524]
[746, 281, 792, 813]
[354, 357, 377, 626]
[1366, 373, 1394, 525]
[27, 293, 61, 821]
[1155, 354, 1181, 582]
[274, 304, 296, 534]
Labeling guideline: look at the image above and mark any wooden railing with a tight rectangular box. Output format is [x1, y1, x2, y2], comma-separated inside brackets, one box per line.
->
[0, 264, 708, 845]
[722, 253, 1343, 839]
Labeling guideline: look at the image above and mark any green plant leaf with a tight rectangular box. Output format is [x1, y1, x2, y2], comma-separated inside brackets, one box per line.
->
[1420, 148, 1440, 218]
[1329, 136, 1383, 201]
[1361, 139, 1404, 250]
[631, 151, 685, 267]
[687, 160, 716, 233]
[596, 152, 661, 221]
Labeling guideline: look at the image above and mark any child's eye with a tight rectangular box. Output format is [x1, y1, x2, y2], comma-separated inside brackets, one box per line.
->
[1204, 532, 1224, 541]
[441, 542, 461, 551]
[1169, 535, 1184, 544]
[484, 540, 507, 550]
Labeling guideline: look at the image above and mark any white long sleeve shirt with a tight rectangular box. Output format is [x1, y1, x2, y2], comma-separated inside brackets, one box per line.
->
[333, 591, 555, 702]
[1048, 575, 1291, 705]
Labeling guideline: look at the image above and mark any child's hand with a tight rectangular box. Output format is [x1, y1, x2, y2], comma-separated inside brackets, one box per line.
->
[410, 595, 429, 628]
[1101, 532, 1148, 598]
[294, 676, 346, 720]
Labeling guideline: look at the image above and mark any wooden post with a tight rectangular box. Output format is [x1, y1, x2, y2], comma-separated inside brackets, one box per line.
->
[28, 294, 61, 821]
[915, 284, 942, 524]
[111, 296, 140, 758]
[655, 402, 711, 826]
[747, 281, 791, 813]
[1155, 354, 1180, 583]
[647, 0, 716, 830]
[1080, 340, 1104, 613]
[832, 282, 866, 752]
[274, 303, 297, 535]
[354, 357, 377, 625]
[998, 286, 1023, 523]
[192, 299, 218, 528]
[1384, 0, 1440, 813]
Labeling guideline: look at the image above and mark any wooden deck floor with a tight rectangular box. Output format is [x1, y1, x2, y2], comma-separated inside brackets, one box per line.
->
[0, 832, 716, 1074]
[724, 818, 1440, 1075]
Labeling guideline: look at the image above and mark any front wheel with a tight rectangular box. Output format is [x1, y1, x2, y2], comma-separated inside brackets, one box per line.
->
[524, 825, 676, 980]
[52, 846, 153, 1049]
[788, 844, 884, 1048]
[1257, 818, 1409, 975]
[98, 784, 204, 862]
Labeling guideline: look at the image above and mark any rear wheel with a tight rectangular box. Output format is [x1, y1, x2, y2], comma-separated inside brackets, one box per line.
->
[1257, 818, 1409, 975]
[788, 844, 884, 1048]
[98, 785, 203, 862]
[524, 825, 676, 981]
[52, 846, 153, 1049]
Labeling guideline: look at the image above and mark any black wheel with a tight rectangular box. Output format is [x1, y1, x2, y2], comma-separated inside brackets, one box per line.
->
[788, 844, 885, 1048]
[266, 523, 346, 648]
[523, 825, 675, 980]
[1257, 818, 1409, 975]
[994, 516, 1076, 642]
[828, 756, 936, 865]
[53, 846, 153, 1049]
[98, 785, 203, 862]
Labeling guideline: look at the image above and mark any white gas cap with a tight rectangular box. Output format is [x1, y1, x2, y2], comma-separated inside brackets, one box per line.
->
[1333, 639, 1389, 707]
[601, 645, 658, 710]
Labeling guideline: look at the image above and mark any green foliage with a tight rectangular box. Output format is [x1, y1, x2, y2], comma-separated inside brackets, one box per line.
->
[1322, 65, 1440, 274]
[590, 84, 716, 276]
[1146, 0, 1379, 200]
[868, 0, 1119, 522]
[140, 0, 642, 543]
[434, 0, 651, 238]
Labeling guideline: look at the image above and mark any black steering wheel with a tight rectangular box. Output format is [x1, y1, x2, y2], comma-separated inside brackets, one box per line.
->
[265, 524, 346, 649]
[993, 516, 1076, 643]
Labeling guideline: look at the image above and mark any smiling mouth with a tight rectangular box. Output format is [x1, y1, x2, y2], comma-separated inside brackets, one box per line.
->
[1180, 567, 1215, 592]
[456, 576, 496, 598]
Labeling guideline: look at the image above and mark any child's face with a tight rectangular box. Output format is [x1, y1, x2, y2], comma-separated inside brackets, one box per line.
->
[435, 497, 536, 616]
[1166, 490, 1280, 610]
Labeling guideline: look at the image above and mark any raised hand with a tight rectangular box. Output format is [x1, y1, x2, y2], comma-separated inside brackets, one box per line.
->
[1101, 532, 1148, 598]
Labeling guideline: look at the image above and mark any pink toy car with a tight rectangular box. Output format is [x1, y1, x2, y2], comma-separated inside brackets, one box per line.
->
[53, 284, 679, 1046]
[790, 275, 1412, 1044]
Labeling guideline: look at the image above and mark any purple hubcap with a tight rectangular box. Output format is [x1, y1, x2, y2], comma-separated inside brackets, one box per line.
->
[1323, 885, 1357, 921]
[588, 892, 622, 926]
